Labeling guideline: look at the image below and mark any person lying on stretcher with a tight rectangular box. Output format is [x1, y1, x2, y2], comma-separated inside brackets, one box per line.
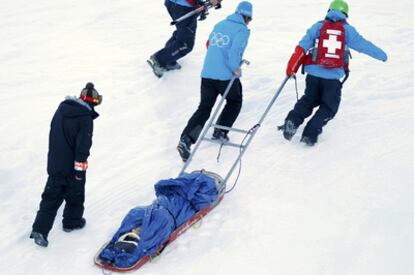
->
[98, 171, 223, 268]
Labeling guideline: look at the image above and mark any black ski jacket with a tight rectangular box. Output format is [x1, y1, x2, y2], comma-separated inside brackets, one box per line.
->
[47, 97, 99, 177]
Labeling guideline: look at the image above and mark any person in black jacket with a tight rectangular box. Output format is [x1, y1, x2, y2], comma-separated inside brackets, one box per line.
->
[147, 0, 221, 78]
[30, 83, 102, 247]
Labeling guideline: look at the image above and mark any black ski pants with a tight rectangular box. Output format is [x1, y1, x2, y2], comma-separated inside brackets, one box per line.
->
[32, 175, 86, 236]
[181, 77, 243, 143]
[285, 74, 342, 143]
[154, 0, 197, 67]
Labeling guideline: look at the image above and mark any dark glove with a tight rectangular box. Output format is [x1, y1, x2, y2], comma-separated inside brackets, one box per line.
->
[198, 9, 209, 21]
[74, 170, 86, 181]
[74, 160, 88, 181]
[208, 0, 221, 7]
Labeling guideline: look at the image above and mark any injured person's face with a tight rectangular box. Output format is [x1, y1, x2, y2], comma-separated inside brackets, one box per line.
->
[114, 227, 142, 253]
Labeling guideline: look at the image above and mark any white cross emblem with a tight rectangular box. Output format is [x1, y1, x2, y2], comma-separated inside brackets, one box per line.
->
[322, 29, 342, 59]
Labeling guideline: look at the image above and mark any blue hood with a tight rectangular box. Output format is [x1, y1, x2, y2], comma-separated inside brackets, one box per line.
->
[226, 13, 247, 26]
[325, 9, 347, 22]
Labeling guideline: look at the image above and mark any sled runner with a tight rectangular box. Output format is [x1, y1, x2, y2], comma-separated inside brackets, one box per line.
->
[94, 170, 225, 273]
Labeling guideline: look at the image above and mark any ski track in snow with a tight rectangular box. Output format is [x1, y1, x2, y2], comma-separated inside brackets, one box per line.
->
[1, 1, 413, 275]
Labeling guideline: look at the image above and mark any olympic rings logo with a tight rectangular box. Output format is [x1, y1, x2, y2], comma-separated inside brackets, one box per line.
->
[210, 32, 230, 48]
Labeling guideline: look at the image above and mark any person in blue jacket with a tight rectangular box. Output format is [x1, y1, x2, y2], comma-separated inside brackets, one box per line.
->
[177, 1, 252, 162]
[148, 0, 221, 78]
[30, 83, 102, 247]
[280, 0, 387, 146]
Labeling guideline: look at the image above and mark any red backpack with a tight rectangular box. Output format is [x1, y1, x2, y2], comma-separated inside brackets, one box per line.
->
[305, 20, 349, 70]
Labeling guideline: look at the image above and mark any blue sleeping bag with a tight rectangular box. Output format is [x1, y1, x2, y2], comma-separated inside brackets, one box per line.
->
[99, 172, 219, 268]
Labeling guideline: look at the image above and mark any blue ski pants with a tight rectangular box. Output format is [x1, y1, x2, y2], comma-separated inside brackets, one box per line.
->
[154, 0, 197, 67]
[285, 74, 342, 143]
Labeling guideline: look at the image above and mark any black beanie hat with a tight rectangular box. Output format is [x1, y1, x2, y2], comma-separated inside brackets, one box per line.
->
[80, 82, 102, 105]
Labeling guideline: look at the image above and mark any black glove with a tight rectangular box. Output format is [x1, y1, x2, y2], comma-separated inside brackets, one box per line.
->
[75, 170, 86, 181]
[198, 10, 209, 21]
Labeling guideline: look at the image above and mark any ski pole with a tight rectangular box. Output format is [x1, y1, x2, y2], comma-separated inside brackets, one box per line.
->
[170, 1, 220, 25]
[179, 60, 250, 176]
[171, 4, 211, 25]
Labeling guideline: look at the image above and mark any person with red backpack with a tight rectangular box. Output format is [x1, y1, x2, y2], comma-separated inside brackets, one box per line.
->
[280, 0, 387, 146]
[147, 0, 222, 78]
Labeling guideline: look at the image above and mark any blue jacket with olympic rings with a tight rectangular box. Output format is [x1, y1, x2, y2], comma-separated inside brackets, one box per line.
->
[201, 13, 250, 80]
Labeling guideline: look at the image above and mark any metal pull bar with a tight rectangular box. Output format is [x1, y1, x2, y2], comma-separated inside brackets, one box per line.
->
[210, 124, 250, 134]
[201, 138, 246, 149]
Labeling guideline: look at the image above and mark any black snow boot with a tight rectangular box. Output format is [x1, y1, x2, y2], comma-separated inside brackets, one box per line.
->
[211, 129, 229, 142]
[30, 231, 48, 247]
[281, 120, 297, 141]
[147, 55, 166, 78]
[63, 218, 86, 233]
[177, 135, 192, 162]
[165, 61, 182, 71]
[300, 136, 316, 146]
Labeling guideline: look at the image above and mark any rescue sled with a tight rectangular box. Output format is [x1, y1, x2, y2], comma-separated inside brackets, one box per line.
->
[94, 170, 225, 273]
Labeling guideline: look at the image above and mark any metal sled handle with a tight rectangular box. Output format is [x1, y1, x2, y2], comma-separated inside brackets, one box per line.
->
[222, 76, 289, 184]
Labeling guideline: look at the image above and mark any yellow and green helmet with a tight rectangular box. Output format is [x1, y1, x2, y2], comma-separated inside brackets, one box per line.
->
[329, 0, 349, 16]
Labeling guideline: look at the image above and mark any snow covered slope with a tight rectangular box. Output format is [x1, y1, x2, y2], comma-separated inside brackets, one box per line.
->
[1, 0, 413, 274]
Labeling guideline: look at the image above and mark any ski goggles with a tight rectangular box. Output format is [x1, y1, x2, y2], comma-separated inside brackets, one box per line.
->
[80, 94, 103, 105]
